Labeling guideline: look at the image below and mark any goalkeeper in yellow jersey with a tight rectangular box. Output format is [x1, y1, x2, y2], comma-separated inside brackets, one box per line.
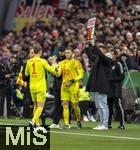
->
[25, 45, 57, 130]
[54, 47, 84, 129]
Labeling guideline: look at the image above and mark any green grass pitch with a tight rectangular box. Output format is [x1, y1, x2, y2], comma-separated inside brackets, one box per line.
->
[0, 118, 140, 150]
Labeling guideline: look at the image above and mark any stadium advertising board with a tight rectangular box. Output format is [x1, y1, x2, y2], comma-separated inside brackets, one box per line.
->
[13, 0, 59, 31]
[16, 0, 56, 18]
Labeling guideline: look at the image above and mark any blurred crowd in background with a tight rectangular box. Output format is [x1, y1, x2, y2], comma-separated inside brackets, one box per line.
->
[0, 0, 140, 118]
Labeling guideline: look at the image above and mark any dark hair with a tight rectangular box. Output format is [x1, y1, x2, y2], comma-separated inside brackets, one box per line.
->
[59, 46, 66, 52]
[34, 46, 42, 54]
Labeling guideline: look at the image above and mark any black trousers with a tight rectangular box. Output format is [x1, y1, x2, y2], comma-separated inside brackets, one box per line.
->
[53, 90, 63, 124]
[79, 100, 97, 116]
[23, 89, 33, 118]
[0, 86, 11, 117]
[0, 87, 6, 116]
[108, 98, 125, 126]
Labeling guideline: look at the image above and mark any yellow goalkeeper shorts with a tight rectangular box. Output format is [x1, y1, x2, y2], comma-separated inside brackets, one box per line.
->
[31, 91, 46, 102]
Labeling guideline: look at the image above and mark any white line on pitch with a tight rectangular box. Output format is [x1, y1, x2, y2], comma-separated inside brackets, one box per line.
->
[50, 131, 140, 141]
[0, 123, 140, 141]
[0, 123, 25, 126]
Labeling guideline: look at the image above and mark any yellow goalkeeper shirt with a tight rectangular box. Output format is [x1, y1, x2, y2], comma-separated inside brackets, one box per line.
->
[25, 56, 56, 93]
[57, 58, 84, 91]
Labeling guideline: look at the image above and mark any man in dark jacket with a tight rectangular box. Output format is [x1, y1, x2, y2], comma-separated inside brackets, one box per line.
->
[86, 43, 112, 130]
[49, 46, 66, 129]
[108, 51, 125, 129]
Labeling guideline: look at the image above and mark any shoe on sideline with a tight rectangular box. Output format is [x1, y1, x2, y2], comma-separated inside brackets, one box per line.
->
[49, 124, 60, 129]
[93, 125, 108, 130]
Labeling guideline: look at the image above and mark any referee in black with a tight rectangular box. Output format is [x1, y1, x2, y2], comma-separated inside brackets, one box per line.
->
[108, 50, 125, 129]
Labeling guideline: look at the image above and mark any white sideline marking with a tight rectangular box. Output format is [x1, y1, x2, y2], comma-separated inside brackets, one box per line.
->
[0, 123, 140, 141]
[51, 131, 140, 141]
[0, 123, 25, 126]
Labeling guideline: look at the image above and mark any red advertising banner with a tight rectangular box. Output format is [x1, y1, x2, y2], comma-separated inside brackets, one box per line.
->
[12, 0, 65, 31]
[15, 0, 59, 18]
